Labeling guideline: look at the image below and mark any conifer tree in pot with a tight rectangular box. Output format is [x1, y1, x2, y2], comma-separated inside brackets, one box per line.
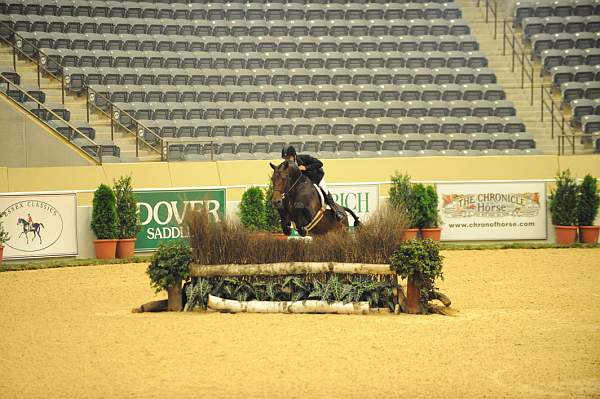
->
[418, 185, 442, 241]
[147, 241, 192, 311]
[389, 173, 419, 241]
[549, 170, 579, 245]
[0, 211, 10, 265]
[91, 184, 119, 259]
[113, 176, 141, 258]
[576, 174, 600, 244]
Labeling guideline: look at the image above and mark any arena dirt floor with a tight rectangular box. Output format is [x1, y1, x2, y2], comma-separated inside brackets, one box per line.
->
[1, 248, 599, 398]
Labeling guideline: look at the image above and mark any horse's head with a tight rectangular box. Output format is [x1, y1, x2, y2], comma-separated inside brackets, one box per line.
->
[269, 160, 301, 209]
[17, 218, 24, 225]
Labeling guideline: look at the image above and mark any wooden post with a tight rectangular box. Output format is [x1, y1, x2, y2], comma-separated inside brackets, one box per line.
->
[167, 279, 183, 311]
[405, 276, 422, 314]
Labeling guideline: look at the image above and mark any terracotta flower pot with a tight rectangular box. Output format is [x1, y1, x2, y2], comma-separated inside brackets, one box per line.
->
[0, 245, 4, 265]
[421, 228, 442, 241]
[554, 226, 578, 245]
[406, 276, 422, 315]
[116, 238, 136, 259]
[93, 239, 118, 259]
[579, 226, 600, 244]
[167, 279, 183, 312]
[402, 228, 419, 242]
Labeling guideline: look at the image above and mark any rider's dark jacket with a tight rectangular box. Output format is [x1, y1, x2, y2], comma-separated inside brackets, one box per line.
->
[296, 154, 324, 184]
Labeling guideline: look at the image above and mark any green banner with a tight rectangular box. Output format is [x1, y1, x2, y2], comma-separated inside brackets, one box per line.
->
[134, 189, 226, 251]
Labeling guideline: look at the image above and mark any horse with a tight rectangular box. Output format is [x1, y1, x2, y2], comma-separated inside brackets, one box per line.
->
[270, 160, 360, 237]
[17, 218, 44, 244]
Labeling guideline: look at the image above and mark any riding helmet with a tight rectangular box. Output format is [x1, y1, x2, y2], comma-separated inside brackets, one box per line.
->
[281, 146, 297, 158]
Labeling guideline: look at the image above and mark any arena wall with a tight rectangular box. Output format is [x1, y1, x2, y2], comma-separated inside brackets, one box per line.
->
[0, 95, 95, 168]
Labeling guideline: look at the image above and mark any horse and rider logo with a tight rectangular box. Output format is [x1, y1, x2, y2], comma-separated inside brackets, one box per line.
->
[1, 200, 63, 253]
[17, 213, 45, 244]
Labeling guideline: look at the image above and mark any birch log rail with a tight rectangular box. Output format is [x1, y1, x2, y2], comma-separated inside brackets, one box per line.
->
[189, 262, 394, 277]
[207, 295, 371, 314]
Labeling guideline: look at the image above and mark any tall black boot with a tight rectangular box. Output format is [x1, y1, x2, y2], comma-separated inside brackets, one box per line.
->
[325, 193, 345, 222]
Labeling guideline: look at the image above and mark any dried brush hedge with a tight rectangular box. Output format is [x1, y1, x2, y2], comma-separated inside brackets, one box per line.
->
[185, 206, 408, 265]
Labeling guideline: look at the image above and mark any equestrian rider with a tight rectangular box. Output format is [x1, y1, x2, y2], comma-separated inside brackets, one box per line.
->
[281, 146, 345, 221]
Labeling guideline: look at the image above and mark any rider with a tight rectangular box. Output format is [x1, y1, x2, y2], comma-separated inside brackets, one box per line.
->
[281, 146, 345, 221]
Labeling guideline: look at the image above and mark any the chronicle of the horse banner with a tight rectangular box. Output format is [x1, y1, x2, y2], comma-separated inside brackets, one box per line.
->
[0, 193, 78, 259]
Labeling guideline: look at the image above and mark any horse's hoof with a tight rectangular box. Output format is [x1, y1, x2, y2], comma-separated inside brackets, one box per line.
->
[298, 228, 307, 237]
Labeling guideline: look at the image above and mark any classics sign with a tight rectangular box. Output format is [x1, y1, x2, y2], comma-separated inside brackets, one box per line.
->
[0, 193, 78, 259]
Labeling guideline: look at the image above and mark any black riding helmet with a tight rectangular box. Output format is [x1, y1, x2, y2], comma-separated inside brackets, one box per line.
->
[281, 145, 297, 158]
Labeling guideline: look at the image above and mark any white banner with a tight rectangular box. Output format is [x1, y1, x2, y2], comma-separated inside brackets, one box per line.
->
[0, 193, 78, 259]
[330, 184, 379, 221]
[437, 182, 547, 241]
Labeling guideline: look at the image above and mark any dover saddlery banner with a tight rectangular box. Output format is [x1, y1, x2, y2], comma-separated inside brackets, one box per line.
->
[437, 182, 547, 241]
[0, 193, 78, 259]
[134, 188, 226, 251]
[330, 184, 379, 220]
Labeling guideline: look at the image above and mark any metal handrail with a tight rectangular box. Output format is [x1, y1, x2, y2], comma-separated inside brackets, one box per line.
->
[501, 19, 535, 106]
[0, 20, 165, 160]
[85, 86, 164, 160]
[0, 75, 102, 164]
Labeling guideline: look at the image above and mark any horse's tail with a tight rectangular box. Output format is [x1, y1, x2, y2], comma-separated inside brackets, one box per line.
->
[343, 207, 361, 227]
[39, 223, 44, 229]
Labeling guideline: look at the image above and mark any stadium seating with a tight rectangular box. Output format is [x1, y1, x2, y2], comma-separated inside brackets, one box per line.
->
[514, 1, 600, 145]
[0, 0, 542, 161]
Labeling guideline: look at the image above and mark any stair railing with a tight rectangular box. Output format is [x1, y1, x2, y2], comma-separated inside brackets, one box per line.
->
[0, 21, 165, 161]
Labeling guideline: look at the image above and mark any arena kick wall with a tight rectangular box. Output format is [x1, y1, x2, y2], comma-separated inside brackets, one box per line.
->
[0, 155, 598, 259]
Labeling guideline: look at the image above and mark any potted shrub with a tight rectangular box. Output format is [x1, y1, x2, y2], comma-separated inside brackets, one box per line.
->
[577, 174, 600, 244]
[419, 185, 442, 241]
[389, 173, 419, 241]
[549, 170, 579, 245]
[113, 175, 141, 258]
[390, 238, 444, 314]
[91, 183, 119, 259]
[147, 241, 193, 311]
[240, 186, 267, 233]
[0, 211, 9, 265]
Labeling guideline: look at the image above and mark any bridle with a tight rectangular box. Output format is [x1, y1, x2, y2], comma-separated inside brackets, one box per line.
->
[273, 167, 303, 201]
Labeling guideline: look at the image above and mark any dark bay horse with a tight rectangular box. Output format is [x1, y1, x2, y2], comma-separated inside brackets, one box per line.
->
[17, 218, 44, 244]
[270, 160, 360, 237]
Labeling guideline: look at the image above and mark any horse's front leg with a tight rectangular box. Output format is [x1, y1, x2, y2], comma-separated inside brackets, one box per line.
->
[292, 202, 311, 237]
[278, 208, 292, 236]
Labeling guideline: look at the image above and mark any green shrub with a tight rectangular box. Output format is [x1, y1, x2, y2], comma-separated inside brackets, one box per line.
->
[239, 186, 267, 230]
[0, 211, 10, 246]
[388, 173, 419, 228]
[412, 184, 440, 228]
[263, 181, 281, 233]
[113, 175, 141, 239]
[549, 170, 578, 226]
[91, 184, 119, 240]
[147, 241, 192, 293]
[576, 174, 600, 226]
[390, 238, 444, 304]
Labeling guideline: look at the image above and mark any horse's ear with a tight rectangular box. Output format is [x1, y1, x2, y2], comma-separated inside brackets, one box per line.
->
[269, 162, 276, 170]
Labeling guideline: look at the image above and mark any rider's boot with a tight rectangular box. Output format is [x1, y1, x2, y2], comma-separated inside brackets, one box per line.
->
[325, 193, 345, 222]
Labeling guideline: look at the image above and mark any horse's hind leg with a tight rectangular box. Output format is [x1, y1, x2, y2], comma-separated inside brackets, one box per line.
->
[37, 230, 42, 244]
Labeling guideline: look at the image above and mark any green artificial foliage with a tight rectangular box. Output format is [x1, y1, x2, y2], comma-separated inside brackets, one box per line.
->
[576, 174, 600, 226]
[388, 173, 419, 228]
[147, 241, 193, 293]
[184, 274, 396, 312]
[390, 238, 444, 305]
[91, 184, 119, 240]
[0, 211, 10, 246]
[263, 181, 282, 233]
[412, 184, 441, 228]
[239, 186, 267, 231]
[113, 175, 141, 239]
[549, 170, 579, 226]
